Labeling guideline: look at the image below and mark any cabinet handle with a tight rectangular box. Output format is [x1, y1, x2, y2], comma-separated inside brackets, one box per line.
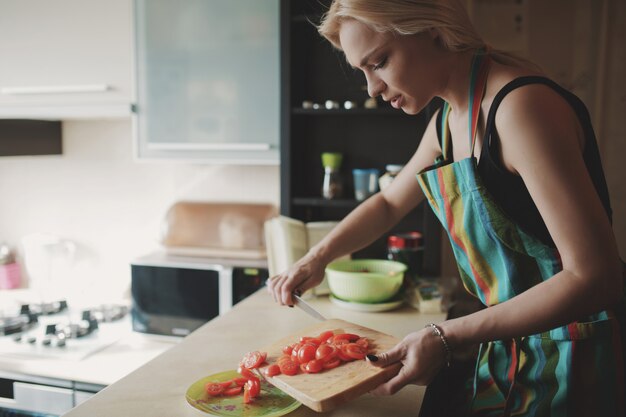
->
[0, 84, 110, 95]
[147, 143, 273, 151]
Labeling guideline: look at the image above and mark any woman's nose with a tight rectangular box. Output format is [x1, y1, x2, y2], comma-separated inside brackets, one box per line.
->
[365, 73, 384, 98]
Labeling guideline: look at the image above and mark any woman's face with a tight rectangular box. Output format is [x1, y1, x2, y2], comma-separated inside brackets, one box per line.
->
[339, 19, 442, 115]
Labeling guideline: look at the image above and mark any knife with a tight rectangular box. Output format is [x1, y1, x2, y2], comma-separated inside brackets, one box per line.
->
[293, 294, 326, 321]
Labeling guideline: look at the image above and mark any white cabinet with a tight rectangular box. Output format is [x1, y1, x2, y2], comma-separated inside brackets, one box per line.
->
[0, 0, 133, 119]
[134, 0, 280, 164]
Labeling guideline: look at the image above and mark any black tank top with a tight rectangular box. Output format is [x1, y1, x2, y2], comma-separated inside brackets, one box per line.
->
[436, 76, 613, 247]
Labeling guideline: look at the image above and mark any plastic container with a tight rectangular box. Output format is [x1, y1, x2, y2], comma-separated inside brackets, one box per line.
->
[0, 243, 21, 289]
[325, 259, 406, 303]
[352, 168, 380, 201]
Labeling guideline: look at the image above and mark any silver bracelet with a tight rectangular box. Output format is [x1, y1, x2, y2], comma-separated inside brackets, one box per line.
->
[426, 323, 452, 367]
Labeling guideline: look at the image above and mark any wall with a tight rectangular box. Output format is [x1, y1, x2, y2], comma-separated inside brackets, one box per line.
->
[0, 120, 279, 303]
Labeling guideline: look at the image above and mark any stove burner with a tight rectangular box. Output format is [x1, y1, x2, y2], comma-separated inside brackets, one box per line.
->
[20, 300, 68, 316]
[7, 303, 129, 348]
[0, 315, 36, 336]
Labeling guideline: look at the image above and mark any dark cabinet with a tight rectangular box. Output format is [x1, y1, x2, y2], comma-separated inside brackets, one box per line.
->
[280, 0, 442, 275]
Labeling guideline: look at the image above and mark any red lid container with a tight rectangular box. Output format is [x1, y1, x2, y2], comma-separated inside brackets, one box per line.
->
[387, 232, 423, 249]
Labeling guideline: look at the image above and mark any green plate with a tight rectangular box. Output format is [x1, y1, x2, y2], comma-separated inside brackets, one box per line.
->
[185, 370, 301, 417]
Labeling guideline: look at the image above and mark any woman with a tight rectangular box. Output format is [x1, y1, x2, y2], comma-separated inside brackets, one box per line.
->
[268, 0, 625, 415]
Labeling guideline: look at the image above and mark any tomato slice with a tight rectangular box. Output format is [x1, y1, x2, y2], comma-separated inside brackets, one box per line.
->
[279, 359, 299, 376]
[205, 382, 226, 397]
[223, 386, 243, 396]
[245, 378, 260, 398]
[233, 377, 248, 387]
[323, 358, 342, 369]
[304, 359, 323, 373]
[300, 336, 321, 346]
[356, 337, 369, 350]
[243, 384, 252, 404]
[238, 366, 257, 380]
[342, 343, 367, 360]
[263, 364, 281, 377]
[317, 330, 334, 343]
[336, 346, 354, 362]
[297, 343, 317, 364]
[333, 333, 360, 342]
[315, 344, 338, 362]
[241, 351, 267, 369]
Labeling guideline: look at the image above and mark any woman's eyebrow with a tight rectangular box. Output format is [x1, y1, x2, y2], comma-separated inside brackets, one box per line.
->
[359, 46, 384, 68]
[346, 45, 385, 69]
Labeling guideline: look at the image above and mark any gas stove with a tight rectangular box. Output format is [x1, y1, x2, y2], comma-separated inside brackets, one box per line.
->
[0, 297, 130, 361]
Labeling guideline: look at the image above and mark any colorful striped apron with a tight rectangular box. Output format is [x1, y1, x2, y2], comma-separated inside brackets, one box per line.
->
[416, 52, 625, 416]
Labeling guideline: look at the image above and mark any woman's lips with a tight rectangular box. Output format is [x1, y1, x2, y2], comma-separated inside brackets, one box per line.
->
[391, 95, 403, 109]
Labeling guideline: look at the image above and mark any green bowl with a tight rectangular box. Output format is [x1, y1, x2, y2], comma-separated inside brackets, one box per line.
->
[325, 259, 406, 303]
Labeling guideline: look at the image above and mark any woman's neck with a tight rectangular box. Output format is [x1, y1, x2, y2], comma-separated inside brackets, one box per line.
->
[438, 50, 478, 113]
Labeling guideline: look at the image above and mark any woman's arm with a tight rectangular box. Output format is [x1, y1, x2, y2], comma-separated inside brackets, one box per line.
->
[268, 111, 443, 306]
[369, 84, 623, 395]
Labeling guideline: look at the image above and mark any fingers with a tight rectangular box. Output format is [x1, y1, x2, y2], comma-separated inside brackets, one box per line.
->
[366, 344, 405, 368]
[369, 365, 415, 396]
[267, 272, 308, 306]
[366, 343, 415, 396]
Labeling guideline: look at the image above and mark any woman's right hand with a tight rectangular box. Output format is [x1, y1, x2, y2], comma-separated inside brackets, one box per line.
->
[267, 251, 328, 306]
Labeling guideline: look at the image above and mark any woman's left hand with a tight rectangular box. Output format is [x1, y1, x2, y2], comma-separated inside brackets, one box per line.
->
[367, 327, 447, 395]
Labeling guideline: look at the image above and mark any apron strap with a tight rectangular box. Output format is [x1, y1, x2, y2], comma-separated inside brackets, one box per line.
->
[440, 101, 452, 160]
[468, 51, 491, 156]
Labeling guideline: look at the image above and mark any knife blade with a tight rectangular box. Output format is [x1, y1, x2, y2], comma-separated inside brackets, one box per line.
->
[293, 294, 326, 321]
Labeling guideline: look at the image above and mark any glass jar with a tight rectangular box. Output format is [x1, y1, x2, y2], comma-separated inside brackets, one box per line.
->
[378, 164, 405, 191]
[387, 231, 424, 283]
[321, 152, 343, 199]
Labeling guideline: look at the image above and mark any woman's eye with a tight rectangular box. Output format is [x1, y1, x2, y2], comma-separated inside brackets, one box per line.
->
[372, 57, 388, 70]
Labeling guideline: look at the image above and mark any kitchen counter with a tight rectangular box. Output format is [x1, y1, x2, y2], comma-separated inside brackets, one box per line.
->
[64, 289, 446, 417]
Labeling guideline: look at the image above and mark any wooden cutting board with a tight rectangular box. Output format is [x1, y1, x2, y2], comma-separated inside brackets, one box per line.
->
[258, 319, 401, 412]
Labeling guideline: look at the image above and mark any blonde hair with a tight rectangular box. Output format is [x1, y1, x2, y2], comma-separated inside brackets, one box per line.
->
[318, 0, 540, 71]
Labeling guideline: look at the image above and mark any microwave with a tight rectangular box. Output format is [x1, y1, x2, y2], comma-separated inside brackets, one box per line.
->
[130, 252, 269, 337]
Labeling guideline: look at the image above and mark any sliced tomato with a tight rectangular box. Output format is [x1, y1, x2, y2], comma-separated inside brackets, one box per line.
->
[263, 364, 281, 377]
[332, 333, 360, 342]
[223, 386, 243, 396]
[300, 336, 321, 346]
[315, 344, 338, 362]
[355, 337, 369, 350]
[323, 358, 342, 369]
[277, 355, 292, 365]
[317, 330, 334, 343]
[243, 385, 252, 404]
[233, 377, 248, 387]
[241, 351, 267, 369]
[279, 359, 299, 376]
[290, 343, 302, 362]
[342, 343, 367, 360]
[205, 382, 226, 397]
[238, 366, 256, 380]
[297, 343, 317, 364]
[245, 378, 260, 398]
[303, 359, 323, 373]
[336, 346, 354, 362]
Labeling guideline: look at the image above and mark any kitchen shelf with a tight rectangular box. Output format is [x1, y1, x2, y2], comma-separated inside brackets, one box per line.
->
[292, 108, 401, 116]
[280, 0, 442, 273]
[292, 197, 360, 209]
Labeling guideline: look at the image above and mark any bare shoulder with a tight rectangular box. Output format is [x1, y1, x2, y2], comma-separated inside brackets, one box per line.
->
[489, 71, 584, 173]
